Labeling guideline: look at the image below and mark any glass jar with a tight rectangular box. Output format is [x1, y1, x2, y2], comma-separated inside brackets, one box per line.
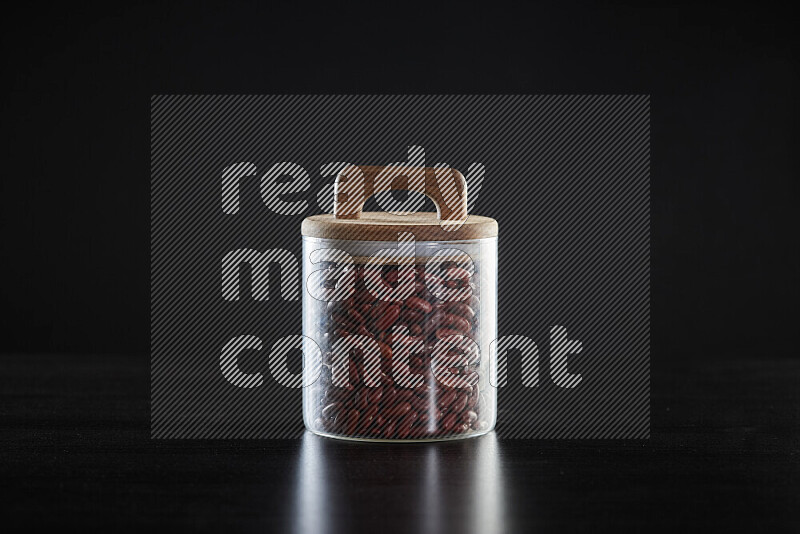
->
[301, 165, 498, 441]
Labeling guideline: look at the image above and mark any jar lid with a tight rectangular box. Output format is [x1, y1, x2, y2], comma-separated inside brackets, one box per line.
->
[302, 212, 498, 241]
[301, 165, 498, 242]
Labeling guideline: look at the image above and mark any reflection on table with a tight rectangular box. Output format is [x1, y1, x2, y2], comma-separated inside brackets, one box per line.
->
[292, 431, 508, 534]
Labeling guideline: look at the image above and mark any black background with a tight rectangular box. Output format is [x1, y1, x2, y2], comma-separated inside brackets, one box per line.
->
[1, 2, 798, 532]
[1, 1, 795, 359]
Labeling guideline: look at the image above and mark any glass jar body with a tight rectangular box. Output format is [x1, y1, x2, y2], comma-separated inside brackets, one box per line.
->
[302, 236, 497, 442]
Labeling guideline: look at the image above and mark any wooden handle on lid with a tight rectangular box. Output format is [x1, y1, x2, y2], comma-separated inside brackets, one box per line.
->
[334, 165, 468, 224]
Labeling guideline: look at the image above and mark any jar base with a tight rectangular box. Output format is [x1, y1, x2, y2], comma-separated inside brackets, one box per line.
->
[307, 427, 494, 443]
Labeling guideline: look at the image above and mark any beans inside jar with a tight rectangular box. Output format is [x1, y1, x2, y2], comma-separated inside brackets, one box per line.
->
[309, 262, 490, 440]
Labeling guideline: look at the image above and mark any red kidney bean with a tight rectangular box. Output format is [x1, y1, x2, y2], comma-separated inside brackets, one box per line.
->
[344, 409, 360, 434]
[406, 296, 433, 313]
[377, 341, 392, 360]
[382, 420, 396, 438]
[374, 304, 400, 331]
[311, 260, 490, 440]
[437, 389, 458, 409]
[443, 314, 471, 334]
[352, 325, 370, 338]
[451, 392, 469, 414]
[445, 266, 471, 282]
[367, 387, 383, 405]
[414, 280, 428, 295]
[395, 389, 415, 403]
[368, 301, 389, 319]
[441, 412, 457, 432]
[395, 418, 414, 439]
[387, 401, 412, 419]
[413, 383, 438, 399]
[383, 269, 399, 284]
[404, 410, 419, 425]
[435, 327, 461, 340]
[354, 288, 374, 302]
[410, 395, 428, 412]
[348, 359, 361, 385]
[421, 271, 444, 288]
[401, 308, 425, 325]
[375, 414, 387, 429]
[360, 405, 379, 430]
[355, 390, 369, 411]
[417, 407, 442, 425]
[381, 386, 397, 408]
[347, 307, 365, 324]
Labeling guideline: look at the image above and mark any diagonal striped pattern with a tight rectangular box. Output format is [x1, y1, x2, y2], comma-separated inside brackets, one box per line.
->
[151, 95, 649, 439]
[359, 232, 416, 302]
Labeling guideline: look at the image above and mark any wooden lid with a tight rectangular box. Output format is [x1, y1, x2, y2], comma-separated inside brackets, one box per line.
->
[302, 212, 498, 241]
[302, 164, 498, 241]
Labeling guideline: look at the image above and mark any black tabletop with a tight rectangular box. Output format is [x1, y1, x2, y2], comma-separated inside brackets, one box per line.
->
[2, 354, 798, 533]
